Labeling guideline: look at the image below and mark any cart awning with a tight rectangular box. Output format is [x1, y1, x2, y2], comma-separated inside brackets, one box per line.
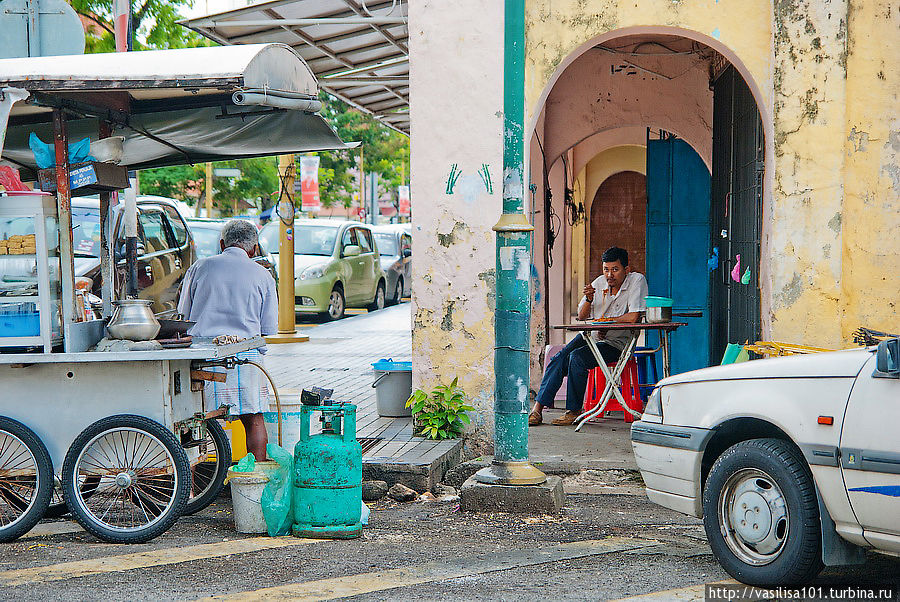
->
[0, 43, 355, 175]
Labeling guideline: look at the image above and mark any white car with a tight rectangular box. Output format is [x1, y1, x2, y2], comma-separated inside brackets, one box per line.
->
[631, 338, 900, 587]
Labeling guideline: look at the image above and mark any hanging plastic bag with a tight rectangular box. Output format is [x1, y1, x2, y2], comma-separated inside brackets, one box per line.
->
[260, 443, 294, 536]
[28, 133, 95, 169]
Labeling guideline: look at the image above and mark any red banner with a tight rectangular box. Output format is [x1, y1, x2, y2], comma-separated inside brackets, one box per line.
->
[299, 156, 320, 212]
[398, 185, 410, 217]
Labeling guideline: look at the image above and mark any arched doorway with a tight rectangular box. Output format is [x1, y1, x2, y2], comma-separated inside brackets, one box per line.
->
[589, 171, 647, 277]
[530, 29, 769, 373]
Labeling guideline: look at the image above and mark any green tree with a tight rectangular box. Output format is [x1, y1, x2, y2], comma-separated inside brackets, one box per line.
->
[69, 0, 213, 52]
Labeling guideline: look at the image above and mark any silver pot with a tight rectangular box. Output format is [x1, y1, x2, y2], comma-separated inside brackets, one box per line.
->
[107, 299, 160, 341]
[646, 306, 672, 324]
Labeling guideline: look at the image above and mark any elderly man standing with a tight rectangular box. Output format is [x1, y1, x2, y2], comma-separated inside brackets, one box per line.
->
[178, 220, 277, 460]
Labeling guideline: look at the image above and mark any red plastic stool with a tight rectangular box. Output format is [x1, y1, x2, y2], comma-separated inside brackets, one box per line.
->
[583, 357, 642, 423]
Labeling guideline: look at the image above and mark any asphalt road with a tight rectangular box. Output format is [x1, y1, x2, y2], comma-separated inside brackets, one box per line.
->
[3, 480, 897, 601]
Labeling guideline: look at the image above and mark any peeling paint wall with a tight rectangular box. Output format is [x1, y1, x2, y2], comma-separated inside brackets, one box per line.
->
[409, 0, 504, 447]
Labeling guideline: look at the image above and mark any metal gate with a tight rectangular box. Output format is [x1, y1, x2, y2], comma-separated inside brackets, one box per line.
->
[710, 65, 764, 362]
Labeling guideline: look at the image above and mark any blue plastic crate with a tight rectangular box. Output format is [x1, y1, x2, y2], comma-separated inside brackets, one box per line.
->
[0, 312, 40, 337]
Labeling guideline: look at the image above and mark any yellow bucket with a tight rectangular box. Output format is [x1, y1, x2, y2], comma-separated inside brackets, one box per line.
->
[223, 420, 248, 462]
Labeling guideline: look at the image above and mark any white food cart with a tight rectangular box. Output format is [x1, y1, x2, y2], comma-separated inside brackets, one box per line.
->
[0, 44, 349, 543]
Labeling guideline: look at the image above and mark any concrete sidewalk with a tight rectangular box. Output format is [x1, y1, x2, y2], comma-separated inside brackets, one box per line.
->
[264, 302, 637, 492]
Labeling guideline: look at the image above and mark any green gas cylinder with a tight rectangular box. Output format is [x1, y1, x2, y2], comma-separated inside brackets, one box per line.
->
[292, 403, 362, 539]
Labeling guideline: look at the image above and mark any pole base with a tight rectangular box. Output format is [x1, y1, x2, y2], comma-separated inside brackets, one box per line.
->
[265, 333, 310, 344]
[473, 460, 547, 485]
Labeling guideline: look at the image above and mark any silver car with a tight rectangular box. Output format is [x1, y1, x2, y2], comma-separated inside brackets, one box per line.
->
[371, 224, 411, 305]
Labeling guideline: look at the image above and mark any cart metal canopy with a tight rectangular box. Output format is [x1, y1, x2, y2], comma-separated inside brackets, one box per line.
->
[179, 0, 410, 135]
[0, 43, 354, 176]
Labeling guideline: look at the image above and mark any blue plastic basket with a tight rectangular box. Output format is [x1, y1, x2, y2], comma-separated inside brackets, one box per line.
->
[0, 312, 40, 337]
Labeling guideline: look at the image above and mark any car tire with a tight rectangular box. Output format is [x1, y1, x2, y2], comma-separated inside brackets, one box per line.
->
[702, 438, 823, 587]
[390, 278, 403, 305]
[325, 286, 345, 321]
[368, 280, 385, 312]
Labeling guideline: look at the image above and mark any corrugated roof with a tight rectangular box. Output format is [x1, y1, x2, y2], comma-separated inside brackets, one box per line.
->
[179, 0, 409, 135]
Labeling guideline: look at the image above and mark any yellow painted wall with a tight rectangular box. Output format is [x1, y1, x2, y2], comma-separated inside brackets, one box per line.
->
[524, 0, 899, 348]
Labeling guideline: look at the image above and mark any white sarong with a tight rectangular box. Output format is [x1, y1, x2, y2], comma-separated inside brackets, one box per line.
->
[205, 350, 270, 416]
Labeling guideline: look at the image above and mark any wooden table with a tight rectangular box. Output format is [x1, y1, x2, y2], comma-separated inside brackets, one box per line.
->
[553, 322, 687, 430]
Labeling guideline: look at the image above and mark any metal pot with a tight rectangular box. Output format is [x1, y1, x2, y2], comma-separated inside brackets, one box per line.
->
[646, 305, 672, 324]
[107, 299, 160, 340]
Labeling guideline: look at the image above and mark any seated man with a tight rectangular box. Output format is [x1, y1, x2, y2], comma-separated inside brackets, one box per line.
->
[529, 246, 648, 426]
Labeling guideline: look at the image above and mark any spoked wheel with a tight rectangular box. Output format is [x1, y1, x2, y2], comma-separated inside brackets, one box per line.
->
[61, 414, 190, 544]
[0, 416, 53, 542]
[183, 420, 231, 516]
[45, 475, 101, 519]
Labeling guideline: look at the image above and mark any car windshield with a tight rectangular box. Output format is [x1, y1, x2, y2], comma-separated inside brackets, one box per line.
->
[190, 225, 223, 259]
[260, 223, 338, 256]
[71, 207, 102, 257]
[374, 233, 397, 256]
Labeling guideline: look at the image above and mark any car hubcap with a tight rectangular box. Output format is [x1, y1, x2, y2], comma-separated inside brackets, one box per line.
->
[719, 468, 788, 565]
[329, 292, 343, 318]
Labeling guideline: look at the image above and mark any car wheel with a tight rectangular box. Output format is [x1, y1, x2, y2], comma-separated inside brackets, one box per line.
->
[368, 281, 385, 312]
[391, 278, 403, 305]
[325, 286, 345, 321]
[702, 438, 822, 587]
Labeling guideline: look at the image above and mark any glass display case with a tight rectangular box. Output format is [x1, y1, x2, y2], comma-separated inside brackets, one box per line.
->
[0, 192, 61, 352]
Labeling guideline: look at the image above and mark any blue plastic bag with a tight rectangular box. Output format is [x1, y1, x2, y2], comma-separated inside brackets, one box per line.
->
[28, 133, 95, 169]
[260, 443, 294, 536]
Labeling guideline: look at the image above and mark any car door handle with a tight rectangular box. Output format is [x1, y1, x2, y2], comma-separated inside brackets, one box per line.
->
[145, 266, 153, 277]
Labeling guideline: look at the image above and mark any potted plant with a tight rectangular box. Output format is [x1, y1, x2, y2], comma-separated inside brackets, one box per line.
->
[405, 377, 474, 440]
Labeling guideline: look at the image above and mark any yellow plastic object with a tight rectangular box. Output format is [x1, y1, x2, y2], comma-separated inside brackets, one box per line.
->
[744, 341, 833, 358]
[223, 420, 248, 462]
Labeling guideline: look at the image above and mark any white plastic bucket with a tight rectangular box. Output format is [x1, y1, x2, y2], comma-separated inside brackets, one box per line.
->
[371, 360, 413, 417]
[263, 406, 303, 452]
[228, 471, 269, 533]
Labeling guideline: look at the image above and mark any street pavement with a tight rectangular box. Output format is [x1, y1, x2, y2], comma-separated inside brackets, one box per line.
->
[5, 304, 897, 600]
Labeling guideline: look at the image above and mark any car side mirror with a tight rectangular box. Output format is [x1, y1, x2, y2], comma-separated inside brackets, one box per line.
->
[874, 338, 900, 378]
[402, 248, 411, 258]
[115, 242, 146, 261]
[343, 245, 360, 257]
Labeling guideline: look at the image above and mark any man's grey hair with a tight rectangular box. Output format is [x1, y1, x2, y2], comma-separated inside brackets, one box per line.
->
[221, 219, 259, 253]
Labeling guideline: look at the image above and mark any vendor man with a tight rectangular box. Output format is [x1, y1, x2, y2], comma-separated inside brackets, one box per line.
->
[177, 219, 277, 460]
[529, 247, 648, 426]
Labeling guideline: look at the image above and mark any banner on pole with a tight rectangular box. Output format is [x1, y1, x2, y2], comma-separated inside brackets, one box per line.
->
[299, 156, 320, 211]
[398, 185, 410, 216]
[113, 0, 130, 52]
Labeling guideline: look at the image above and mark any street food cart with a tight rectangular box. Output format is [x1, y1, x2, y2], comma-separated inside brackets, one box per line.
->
[0, 44, 350, 543]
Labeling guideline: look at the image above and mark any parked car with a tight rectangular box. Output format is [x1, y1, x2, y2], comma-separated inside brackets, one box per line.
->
[72, 197, 195, 317]
[185, 217, 278, 283]
[630, 338, 900, 587]
[371, 224, 411, 304]
[258, 219, 386, 320]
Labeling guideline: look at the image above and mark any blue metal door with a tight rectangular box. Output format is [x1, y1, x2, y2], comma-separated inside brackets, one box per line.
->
[646, 135, 711, 375]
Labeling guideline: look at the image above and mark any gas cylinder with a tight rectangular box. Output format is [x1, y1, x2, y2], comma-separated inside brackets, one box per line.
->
[292, 403, 362, 539]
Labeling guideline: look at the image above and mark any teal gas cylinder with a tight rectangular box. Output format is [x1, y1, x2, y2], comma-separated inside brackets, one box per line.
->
[292, 403, 362, 539]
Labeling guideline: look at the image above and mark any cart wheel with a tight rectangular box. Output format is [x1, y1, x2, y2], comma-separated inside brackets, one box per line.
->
[0, 416, 54, 542]
[44, 475, 101, 519]
[183, 419, 231, 516]
[61, 414, 190, 544]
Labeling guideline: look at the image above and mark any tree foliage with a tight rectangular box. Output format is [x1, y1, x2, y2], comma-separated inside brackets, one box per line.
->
[69, 0, 409, 215]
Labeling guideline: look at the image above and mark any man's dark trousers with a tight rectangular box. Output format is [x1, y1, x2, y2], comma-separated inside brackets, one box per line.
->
[536, 335, 621, 412]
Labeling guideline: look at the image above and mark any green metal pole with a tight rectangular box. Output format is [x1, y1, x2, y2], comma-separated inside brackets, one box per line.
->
[475, 0, 546, 486]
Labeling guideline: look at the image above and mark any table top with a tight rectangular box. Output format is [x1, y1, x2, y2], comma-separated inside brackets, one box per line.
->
[553, 322, 687, 332]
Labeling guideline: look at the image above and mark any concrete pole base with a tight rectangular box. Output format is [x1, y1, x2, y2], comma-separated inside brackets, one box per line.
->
[459, 475, 565, 514]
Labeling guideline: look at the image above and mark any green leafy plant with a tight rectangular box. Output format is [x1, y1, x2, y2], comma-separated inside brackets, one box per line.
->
[405, 377, 474, 440]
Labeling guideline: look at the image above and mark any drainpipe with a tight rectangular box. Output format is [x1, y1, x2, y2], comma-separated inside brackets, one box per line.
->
[474, 0, 546, 486]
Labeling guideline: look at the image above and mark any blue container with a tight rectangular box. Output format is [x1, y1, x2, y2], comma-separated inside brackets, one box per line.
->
[0, 312, 40, 337]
